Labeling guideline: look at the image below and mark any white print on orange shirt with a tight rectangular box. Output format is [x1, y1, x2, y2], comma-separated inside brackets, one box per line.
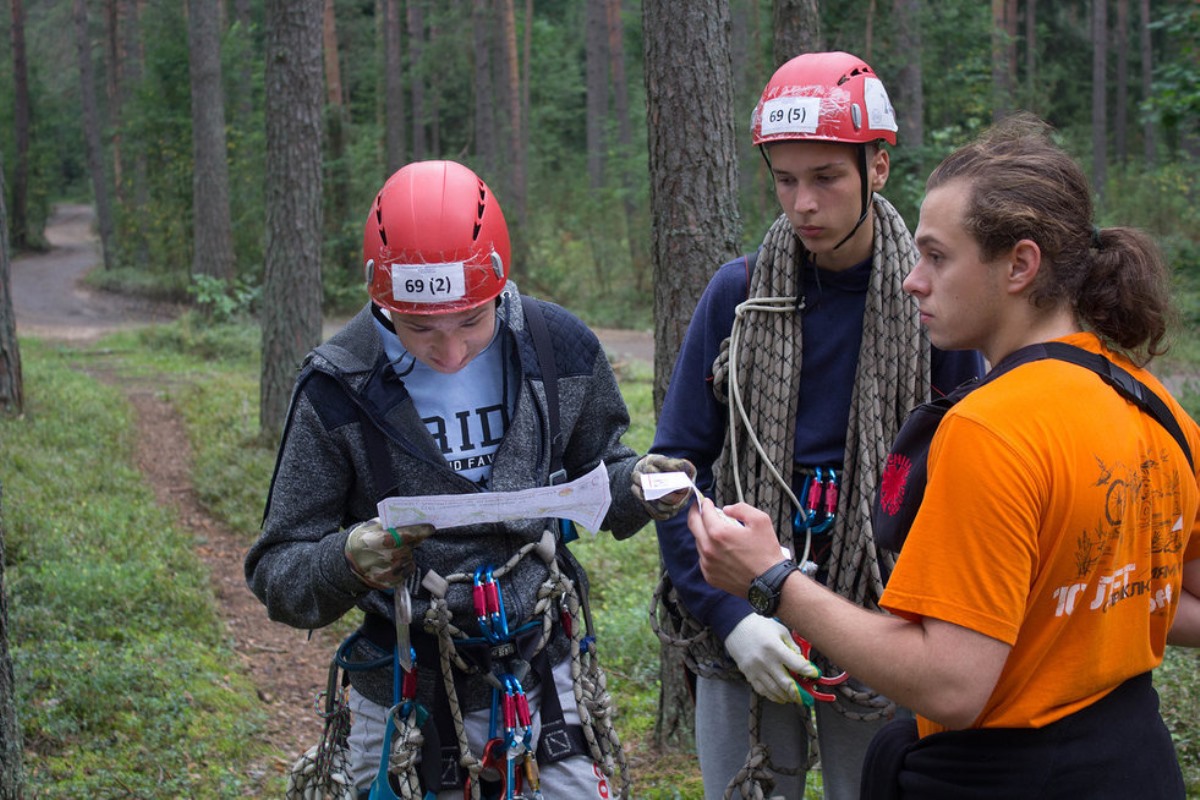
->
[1052, 562, 1175, 617]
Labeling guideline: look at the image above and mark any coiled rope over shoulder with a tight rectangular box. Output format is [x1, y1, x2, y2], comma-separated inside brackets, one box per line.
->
[653, 195, 932, 798]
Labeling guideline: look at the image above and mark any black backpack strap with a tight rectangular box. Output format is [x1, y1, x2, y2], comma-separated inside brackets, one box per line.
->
[1037, 342, 1193, 470]
[521, 294, 567, 486]
[874, 341, 1194, 556]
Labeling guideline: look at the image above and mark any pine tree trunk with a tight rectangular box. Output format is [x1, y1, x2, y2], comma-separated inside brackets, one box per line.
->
[0, 153, 23, 417]
[383, 0, 406, 174]
[188, 0, 236, 283]
[892, 0, 924, 148]
[644, 0, 741, 748]
[1092, 0, 1108, 202]
[261, 0, 324, 441]
[771, 0, 820, 67]
[73, 0, 117, 271]
[9, 0, 31, 251]
[0, 483, 23, 799]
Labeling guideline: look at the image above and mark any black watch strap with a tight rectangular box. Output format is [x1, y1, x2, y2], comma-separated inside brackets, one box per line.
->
[749, 559, 800, 617]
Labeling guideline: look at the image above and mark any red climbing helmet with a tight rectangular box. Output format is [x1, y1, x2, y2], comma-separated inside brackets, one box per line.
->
[750, 51, 899, 147]
[364, 160, 510, 315]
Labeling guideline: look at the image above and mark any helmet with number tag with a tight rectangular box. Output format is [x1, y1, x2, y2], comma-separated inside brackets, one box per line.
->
[364, 160, 510, 315]
[750, 51, 898, 147]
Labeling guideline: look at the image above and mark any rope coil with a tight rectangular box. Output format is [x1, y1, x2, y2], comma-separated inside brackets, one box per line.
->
[651, 197, 931, 797]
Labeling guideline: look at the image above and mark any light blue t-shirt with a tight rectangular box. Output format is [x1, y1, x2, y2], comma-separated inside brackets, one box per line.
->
[376, 317, 516, 486]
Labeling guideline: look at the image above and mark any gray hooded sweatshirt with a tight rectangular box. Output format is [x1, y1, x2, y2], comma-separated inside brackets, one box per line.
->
[245, 284, 650, 710]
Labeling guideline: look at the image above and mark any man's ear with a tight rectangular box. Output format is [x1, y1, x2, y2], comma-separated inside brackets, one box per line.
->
[869, 147, 890, 193]
[1007, 239, 1042, 294]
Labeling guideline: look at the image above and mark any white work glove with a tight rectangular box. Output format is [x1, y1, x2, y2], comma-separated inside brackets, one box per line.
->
[725, 614, 820, 705]
[631, 454, 697, 520]
[344, 518, 435, 589]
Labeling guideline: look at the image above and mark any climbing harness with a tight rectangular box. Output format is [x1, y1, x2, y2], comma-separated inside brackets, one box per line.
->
[291, 292, 629, 800]
[652, 197, 931, 799]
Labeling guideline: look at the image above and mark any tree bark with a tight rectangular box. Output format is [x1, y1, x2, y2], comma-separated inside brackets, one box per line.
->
[383, 0, 406, 174]
[323, 0, 351, 262]
[261, 0, 324, 441]
[606, 0, 644, 281]
[586, 0, 609, 190]
[0, 483, 23, 800]
[772, 0, 820, 68]
[0, 151, 23, 417]
[1025, 0, 1037, 111]
[1114, 0, 1129, 164]
[644, 0, 741, 748]
[9, 0, 32, 251]
[1092, 0, 1107, 201]
[990, 0, 1013, 120]
[407, 0, 427, 160]
[73, 0, 117, 271]
[498, 0, 526, 226]
[472, 0, 496, 177]
[1138, 0, 1155, 165]
[892, 0, 924, 148]
[188, 0, 236, 283]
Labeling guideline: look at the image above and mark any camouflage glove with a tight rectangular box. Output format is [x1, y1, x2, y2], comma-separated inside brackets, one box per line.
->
[631, 454, 698, 521]
[344, 518, 435, 589]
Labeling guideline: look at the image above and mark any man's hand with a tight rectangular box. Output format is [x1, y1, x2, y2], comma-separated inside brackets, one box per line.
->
[344, 518, 435, 589]
[725, 614, 819, 704]
[631, 454, 697, 520]
[688, 498, 783, 597]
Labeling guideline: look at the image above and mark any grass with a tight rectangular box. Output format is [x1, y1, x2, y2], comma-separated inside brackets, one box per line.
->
[2, 317, 1200, 797]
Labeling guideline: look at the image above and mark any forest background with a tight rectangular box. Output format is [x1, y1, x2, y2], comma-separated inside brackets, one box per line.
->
[1, 0, 1200, 797]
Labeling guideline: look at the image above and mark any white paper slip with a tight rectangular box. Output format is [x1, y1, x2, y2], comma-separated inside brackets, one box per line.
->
[378, 461, 612, 534]
[640, 471, 704, 505]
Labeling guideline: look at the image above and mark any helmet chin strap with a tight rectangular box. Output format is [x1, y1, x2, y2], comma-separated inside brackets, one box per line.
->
[760, 143, 873, 258]
[831, 144, 871, 251]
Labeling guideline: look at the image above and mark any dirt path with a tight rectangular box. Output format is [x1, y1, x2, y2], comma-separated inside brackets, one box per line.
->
[12, 206, 344, 791]
[10, 204, 655, 793]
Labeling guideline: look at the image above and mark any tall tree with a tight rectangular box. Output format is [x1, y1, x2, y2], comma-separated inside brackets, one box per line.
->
[1115, 0, 1130, 163]
[1139, 0, 1155, 165]
[261, 0, 324, 441]
[407, 0, 427, 160]
[644, 0, 741, 747]
[472, 0, 497, 178]
[323, 0, 351, 253]
[772, 0, 820, 67]
[116, 0, 150, 265]
[1092, 0, 1108, 201]
[1025, 0, 1037, 111]
[498, 0, 526, 226]
[383, 0, 406, 174]
[188, 0, 236, 283]
[991, 0, 1016, 120]
[892, 0, 925, 148]
[606, 0, 643, 279]
[585, 0, 610, 190]
[0, 483, 22, 800]
[73, 0, 117, 271]
[0, 152, 22, 416]
[9, 0, 32, 251]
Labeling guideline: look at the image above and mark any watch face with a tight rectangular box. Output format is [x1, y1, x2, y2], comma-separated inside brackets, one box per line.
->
[748, 580, 773, 615]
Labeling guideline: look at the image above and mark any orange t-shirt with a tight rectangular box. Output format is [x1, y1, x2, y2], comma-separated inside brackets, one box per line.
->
[881, 333, 1200, 736]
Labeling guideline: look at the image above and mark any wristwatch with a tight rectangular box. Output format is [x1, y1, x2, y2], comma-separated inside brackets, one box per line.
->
[747, 559, 801, 617]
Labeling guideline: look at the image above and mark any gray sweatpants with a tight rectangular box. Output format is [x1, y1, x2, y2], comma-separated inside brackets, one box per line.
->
[347, 658, 611, 799]
[695, 674, 907, 800]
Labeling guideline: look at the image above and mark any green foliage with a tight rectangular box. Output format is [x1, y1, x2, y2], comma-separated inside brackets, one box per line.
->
[0, 340, 272, 797]
[1159, 647, 1200, 794]
[187, 274, 262, 323]
[1145, 5, 1200, 152]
